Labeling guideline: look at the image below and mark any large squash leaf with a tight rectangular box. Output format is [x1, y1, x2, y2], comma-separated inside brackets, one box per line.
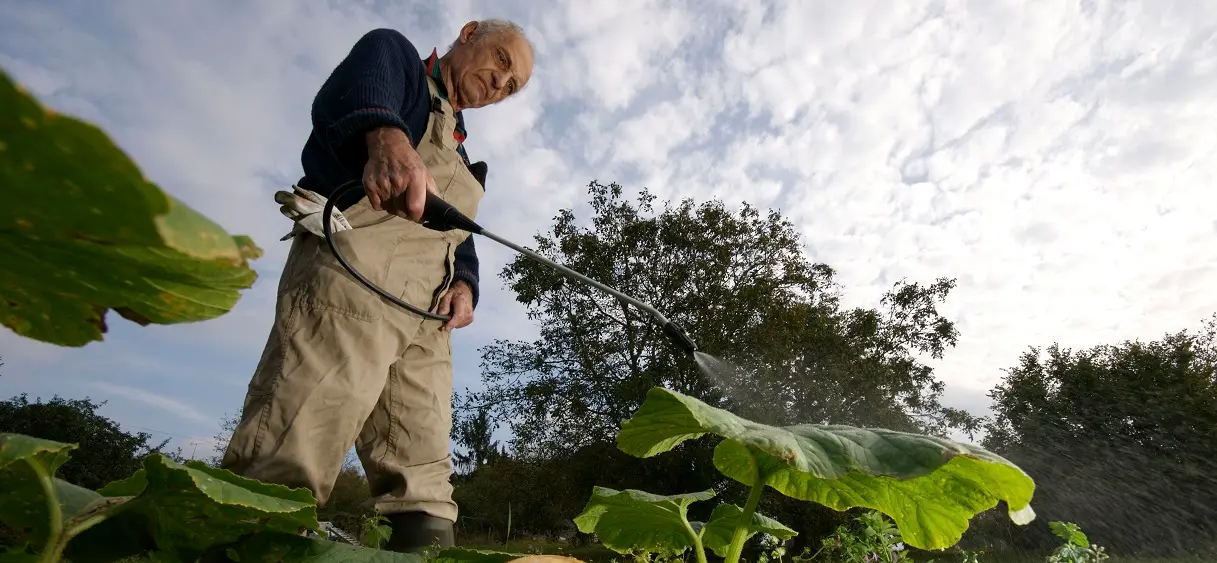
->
[572, 487, 714, 556]
[0, 434, 131, 558]
[65, 455, 319, 561]
[0, 67, 262, 347]
[616, 387, 1036, 550]
[698, 504, 796, 558]
[0, 434, 78, 549]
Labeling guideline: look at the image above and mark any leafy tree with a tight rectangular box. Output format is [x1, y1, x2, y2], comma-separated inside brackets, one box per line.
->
[454, 181, 979, 546]
[980, 315, 1217, 556]
[207, 411, 239, 467]
[0, 394, 174, 489]
[452, 406, 504, 475]
[461, 182, 976, 450]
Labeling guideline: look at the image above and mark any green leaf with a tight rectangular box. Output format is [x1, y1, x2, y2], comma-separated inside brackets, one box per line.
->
[699, 504, 796, 558]
[0, 66, 262, 347]
[573, 486, 714, 555]
[0, 433, 75, 473]
[617, 387, 1037, 550]
[433, 547, 524, 563]
[1049, 521, 1088, 547]
[67, 455, 319, 561]
[0, 434, 136, 561]
[0, 434, 76, 548]
[224, 531, 426, 562]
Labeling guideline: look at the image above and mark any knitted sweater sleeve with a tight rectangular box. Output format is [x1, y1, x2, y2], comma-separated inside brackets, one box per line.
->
[310, 28, 425, 153]
[452, 237, 480, 309]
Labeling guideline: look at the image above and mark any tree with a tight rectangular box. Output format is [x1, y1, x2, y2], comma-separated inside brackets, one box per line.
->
[981, 315, 1217, 556]
[452, 406, 504, 475]
[206, 411, 240, 466]
[454, 181, 979, 545]
[461, 182, 975, 451]
[0, 394, 175, 490]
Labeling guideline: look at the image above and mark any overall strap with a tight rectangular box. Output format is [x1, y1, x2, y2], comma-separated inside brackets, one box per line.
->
[424, 77, 459, 152]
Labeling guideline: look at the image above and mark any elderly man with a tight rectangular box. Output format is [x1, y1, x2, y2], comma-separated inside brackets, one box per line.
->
[220, 20, 534, 553]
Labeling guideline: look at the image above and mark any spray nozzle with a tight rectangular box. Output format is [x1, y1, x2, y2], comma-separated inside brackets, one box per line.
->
[421, 191, 483, 234]
[662, 321, 698, 356]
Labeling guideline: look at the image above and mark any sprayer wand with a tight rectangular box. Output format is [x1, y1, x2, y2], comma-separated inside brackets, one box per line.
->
[321, 183, 698, 356]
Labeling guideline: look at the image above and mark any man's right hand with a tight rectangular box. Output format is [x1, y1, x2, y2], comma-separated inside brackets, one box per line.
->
[363, 127, 436, 222]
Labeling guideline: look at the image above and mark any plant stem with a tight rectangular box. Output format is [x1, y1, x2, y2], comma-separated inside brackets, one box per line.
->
[680, 515, 709, 563]
[33, 461, 64, 563]
[724, 481, 765, 563]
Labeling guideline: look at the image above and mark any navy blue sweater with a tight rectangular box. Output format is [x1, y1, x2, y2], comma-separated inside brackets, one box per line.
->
[298, 28, 482, 308]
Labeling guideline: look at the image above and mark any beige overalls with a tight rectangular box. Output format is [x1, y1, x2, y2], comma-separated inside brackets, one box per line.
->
[221, 76, 483, 523]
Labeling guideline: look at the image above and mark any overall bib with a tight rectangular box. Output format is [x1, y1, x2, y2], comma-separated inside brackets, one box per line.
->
[222, 75, 483, 526]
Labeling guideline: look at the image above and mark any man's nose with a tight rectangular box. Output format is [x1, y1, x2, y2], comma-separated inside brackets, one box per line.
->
[492, 70, 510, 90]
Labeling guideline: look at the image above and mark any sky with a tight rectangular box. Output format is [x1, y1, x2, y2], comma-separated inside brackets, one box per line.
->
[1, 0, 1214, 461]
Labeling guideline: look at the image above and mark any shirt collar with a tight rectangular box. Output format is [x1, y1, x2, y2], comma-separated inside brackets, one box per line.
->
[424, 48, 448, 99]
[423, 48, 467, 148]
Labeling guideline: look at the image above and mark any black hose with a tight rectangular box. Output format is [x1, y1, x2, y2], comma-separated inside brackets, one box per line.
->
[321, 181, 451, 322]
[318, 181, 698, 355]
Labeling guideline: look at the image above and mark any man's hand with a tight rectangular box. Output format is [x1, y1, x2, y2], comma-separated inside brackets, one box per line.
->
[364, 127, 436, 222]
[437, 281, 474, 330]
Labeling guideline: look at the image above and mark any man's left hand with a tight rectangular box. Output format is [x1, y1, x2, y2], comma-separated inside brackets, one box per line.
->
[437, 281, 474, 330]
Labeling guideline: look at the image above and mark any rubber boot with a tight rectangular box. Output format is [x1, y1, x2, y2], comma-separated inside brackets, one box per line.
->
[384, 511, 455, 553]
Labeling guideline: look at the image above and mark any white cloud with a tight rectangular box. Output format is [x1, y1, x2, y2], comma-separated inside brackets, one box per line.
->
[86, 381, 213, 426]
[1, 0, 1215, 448]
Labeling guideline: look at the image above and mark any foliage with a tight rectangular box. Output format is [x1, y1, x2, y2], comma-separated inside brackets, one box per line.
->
[452, 450, 587, 542]
[1045, 522, 1109, 563]
[0, 394, 176, 490]
[453, 407, 505, 476]
[207, 411, 240, 467]
[360, 514, 393, 550]
[456, 182, 983, 548]
[573, 387, 1036, 563]
[981, 316, 1217, 555]
[322, 462, 373, 537]
[0, 432, 532, 562]
[0, 67, 262, 347]
[572, 487, 716, 558]
[816, 511, 909, 563]
[460, 181, 979, 459]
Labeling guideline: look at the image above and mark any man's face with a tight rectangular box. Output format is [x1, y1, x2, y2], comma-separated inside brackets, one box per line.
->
[448, 21, 534, 111]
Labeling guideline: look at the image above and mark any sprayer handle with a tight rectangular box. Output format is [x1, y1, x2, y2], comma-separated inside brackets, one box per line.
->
[420, 191, 483, 234]
[420, 192, 457, 231]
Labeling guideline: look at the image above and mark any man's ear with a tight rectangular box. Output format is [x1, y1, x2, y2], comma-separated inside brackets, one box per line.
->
[460, 21, 479, 43]
[467, 161, 488, 187]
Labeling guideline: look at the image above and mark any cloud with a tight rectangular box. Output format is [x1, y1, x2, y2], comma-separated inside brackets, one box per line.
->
[1, 0, 1215, 454]
[85, 381, 213, 426]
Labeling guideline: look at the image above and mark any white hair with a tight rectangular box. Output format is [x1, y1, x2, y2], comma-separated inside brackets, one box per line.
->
[448, 18, 534, 57]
